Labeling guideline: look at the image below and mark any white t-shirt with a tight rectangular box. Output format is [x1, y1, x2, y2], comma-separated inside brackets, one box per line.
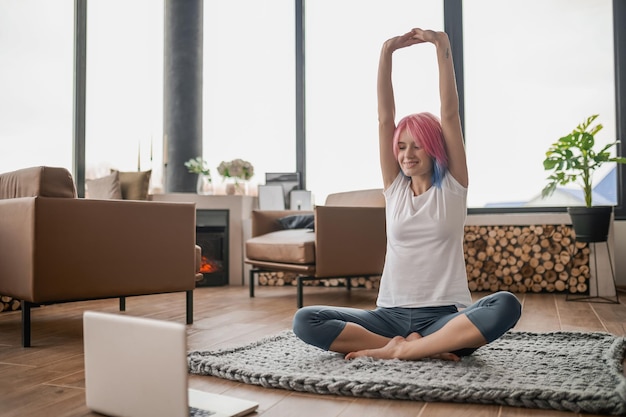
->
[376, 172, 472, 308]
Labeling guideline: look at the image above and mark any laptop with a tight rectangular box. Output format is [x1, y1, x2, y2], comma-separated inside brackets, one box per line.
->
[83, 311, 259, 417]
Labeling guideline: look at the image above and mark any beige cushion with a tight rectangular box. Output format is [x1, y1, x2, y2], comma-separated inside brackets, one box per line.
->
[113, 170, 151, 200]
[0, 166, 76, 199]
[86, 171, 122, 199]
[246, 229, 315, 265]
[325, 189, 385, 207]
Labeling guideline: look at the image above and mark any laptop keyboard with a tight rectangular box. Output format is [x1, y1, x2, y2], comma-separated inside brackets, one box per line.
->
[189, 406, 216, 416]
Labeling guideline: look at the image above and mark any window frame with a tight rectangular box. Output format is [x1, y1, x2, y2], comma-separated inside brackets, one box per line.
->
[293, 0, 624, 216]
[443, 0, 625, 219]
[71, 0, 625, 218]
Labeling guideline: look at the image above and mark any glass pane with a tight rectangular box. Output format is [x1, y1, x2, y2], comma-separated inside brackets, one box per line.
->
[86, 0, 164, 189]
[464, 0, 615, 208]
[305, 0, 444, 204]
[203, 0, 295, 193]
[0, 0, 73, 173]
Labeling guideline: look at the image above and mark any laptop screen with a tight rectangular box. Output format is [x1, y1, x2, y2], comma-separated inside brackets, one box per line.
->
[83, 311, 190, 417]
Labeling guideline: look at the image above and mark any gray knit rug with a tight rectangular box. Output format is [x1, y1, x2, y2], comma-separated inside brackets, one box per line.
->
[188, 330, 626, 415]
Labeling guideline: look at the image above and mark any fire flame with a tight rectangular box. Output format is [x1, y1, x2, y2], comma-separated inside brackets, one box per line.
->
[200, 256, 220, 273]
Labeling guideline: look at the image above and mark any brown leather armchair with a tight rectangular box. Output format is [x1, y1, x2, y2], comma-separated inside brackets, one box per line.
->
[0, 166, 197, 347]
[245, 189, 386, 307]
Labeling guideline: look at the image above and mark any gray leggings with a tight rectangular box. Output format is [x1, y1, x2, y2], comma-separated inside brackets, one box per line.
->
[292, 291, 522, 357]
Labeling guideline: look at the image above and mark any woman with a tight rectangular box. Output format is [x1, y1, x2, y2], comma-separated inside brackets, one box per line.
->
[292, 28, 522, 361]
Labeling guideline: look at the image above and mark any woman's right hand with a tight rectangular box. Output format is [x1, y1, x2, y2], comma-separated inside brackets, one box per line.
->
[410, 28, 450, 48]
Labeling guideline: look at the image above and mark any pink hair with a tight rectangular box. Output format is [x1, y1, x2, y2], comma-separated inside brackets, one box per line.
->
[392, 112, 448, 187]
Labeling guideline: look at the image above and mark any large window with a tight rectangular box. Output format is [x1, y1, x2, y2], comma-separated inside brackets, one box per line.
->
[0, 0, 73, 173]
[203, 0, 295, 192]
[463, 0, 615, 208]
[305, 0, 617, 208]
[86, 0, 164, 187]
[2, 1, 620, 212]
[305, 0, 444, 204]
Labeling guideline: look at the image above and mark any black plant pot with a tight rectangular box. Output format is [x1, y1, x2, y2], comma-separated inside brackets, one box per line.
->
[567, 206, 613, 243]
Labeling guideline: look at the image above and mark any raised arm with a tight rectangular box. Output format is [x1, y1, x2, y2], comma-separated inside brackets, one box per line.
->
[414, 29, 468, 187]
[378, 31, 422, 189]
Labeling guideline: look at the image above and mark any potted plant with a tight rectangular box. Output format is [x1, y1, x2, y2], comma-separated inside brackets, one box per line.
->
[184, 157, 213, 195]
[542, 114, 626, 242]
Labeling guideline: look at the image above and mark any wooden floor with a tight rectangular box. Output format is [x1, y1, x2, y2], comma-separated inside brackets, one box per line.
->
[0, 285, 624, 417]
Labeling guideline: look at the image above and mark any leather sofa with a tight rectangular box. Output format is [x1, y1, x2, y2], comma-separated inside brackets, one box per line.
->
[0, 166, 198, 347]
[245, 189, 387, 307]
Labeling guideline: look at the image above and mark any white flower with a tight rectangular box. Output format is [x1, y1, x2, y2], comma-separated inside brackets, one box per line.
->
[184, 157, 212, 178]
[217, 159, 254, 181]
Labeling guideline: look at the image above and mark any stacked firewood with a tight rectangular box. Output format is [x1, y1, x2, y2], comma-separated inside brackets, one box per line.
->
[464, 224, 589, 294]
[0, 296, 21, 312]
[257, 224, 591, 295]
[257, 272, 381, 289]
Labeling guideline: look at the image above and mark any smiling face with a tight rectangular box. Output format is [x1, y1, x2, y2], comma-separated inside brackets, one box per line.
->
[392, 112, 448, 189]
[397, 130, 434, 179]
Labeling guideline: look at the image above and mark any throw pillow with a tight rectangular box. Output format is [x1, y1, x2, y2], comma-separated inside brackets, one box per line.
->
[86, 171, 122, 199]
[277, 214, 315, 230]
[113, 169, 152, 200]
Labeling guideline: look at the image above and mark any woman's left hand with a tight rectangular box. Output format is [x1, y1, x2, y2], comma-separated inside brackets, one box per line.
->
[410, 28, 449, 46]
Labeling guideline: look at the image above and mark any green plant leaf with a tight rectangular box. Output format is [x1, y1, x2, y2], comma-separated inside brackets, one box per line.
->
[540, 114, 625, 207]
[581, 132, 594, 150]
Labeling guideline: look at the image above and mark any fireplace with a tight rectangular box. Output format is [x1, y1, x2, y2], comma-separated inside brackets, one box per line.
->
[196, 209, 229, 286]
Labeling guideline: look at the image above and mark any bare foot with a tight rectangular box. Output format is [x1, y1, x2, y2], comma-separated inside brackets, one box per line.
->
[405, 332, 460, 361]
[345, 336, 405, 360]
[346, 332, 461, 361]
[405, 332, 422, 342]
[429, 352, 460, 361]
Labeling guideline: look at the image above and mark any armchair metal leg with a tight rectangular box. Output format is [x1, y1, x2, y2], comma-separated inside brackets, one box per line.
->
[21, 300, 32, 348]
[186, 290, 193, 324]
[119, 297, 126, 311]
[249, 269, 258, 298]
[297, 276, 304, 308]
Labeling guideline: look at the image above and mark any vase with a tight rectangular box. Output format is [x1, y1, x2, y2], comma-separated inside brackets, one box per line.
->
[224, 178, 246, 195]
[196, 174, 213, 195]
